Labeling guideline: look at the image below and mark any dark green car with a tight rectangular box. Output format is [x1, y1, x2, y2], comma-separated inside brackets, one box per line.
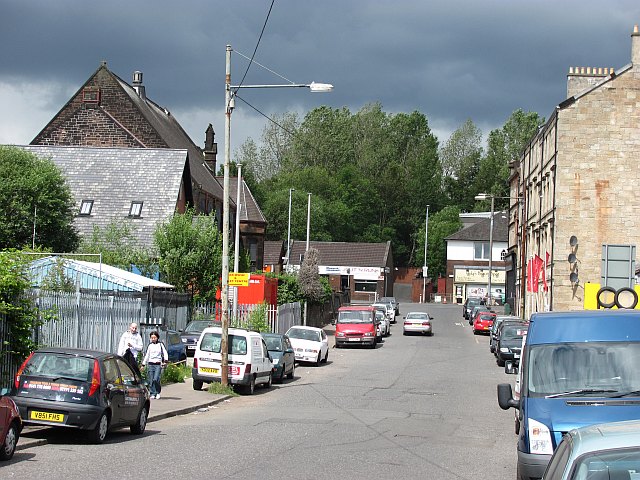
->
[260, 333, 295, 383]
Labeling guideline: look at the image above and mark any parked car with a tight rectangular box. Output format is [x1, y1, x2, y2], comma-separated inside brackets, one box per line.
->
[192, 326, 273, 395]
[375, 310, 390, 338]
[160, 329, 187, 363]
[261, 333, 295, 383]
[468, 305, 485, 325]
[180, 320, 217, 357]
[542, 419, 640, 480]
[10, 347, 150, 444]
[286, 326, 330, 366]
[373, 301, 395, 324]
[463, 297, 484, 320]
[495, 322, 528, 367]
[402, 312, 433, 336]
[380, 296, 400, 316]
[473, 311, 496, 335]
[489, 315, 521, 354]
[0, 390, 21, 461]
[334, 305, 378, 348]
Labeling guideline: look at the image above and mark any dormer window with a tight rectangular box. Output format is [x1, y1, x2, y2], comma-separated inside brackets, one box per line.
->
[129, 201, 143, 218]
[79, 200, 93, 216]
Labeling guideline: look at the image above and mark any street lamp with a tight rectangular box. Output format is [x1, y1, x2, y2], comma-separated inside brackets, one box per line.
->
[285, 188, 295, 271]
[221, 45, 332, 385]
[475, 194, 495, 305]
[422, 205, 429, 303]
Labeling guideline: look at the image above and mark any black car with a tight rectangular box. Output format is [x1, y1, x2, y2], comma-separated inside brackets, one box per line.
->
[463, 297, 484, 320]
[495, 322, 528, 367]
[261, 333, 295, 383]
[489, 316, 520, 354]
[10, 348, 150, 444]
[180, 320, 217, 357]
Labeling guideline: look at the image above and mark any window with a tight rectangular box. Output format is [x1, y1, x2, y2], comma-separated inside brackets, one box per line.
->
[79, 200, 93, 216]
[355, 280, 378, 292]
[474, 242, 490, 260]
[129, 201, 143, 217]
[82, 87, 100, 103]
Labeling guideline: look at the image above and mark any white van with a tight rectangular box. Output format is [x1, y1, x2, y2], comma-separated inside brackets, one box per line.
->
[192, 326, 273, 395]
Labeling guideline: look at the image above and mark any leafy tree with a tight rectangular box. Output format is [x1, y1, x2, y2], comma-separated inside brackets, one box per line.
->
[40, 257, 76, 292]
[78, 221, 157, 277]
[0, 146, 78, 252]
[154, 209, 223, 301]
[0, 250, 40, 379]
[297, 248, 327, 303]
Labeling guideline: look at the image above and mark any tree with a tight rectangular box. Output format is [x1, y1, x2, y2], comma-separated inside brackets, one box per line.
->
[78, 221, 157, 277]
[0, 146, 78, 251]
[154, 209, 223, 301]
[297, 248, 327, 303]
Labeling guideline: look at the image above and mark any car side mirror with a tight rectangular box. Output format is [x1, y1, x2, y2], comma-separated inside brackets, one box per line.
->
[0, 387, 9, 396]
[505, 362, 518, 375]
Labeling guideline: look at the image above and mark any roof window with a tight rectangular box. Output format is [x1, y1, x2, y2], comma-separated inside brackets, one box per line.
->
[129, 201, 143, 218]
[79, 200, 93, 216]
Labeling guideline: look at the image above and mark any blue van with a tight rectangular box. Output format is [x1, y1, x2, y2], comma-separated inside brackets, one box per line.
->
[497, 309, 640, 480]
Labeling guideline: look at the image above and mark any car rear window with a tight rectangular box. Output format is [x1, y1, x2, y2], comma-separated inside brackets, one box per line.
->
[23, 352, 93, 382]
[263, 336, 283, 351]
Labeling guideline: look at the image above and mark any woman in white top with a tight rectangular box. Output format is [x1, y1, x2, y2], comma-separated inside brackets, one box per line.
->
[142, 331, 168, 399]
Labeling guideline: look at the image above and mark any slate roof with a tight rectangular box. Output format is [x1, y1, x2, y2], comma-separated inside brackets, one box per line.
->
[110, 70, 226, 203]
[263, 241, 285, 265]
[447, 212, 509, 242]
[288, 241, 391, 267]
[220, 177, 266, 224]
[19, 145, 187, 249]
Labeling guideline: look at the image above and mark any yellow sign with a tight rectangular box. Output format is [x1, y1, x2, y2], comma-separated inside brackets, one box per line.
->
[229, 273, 250, 287]
[584, 282, 640, 310]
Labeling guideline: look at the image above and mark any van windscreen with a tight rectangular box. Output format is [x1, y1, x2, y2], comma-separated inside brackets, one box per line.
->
[338, 311, 373, 324]
[527, 342, 640, 397]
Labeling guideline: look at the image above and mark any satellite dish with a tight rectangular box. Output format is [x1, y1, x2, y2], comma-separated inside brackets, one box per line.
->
[569, 272, 579, 284]
[569, 235, 578, 247]
[567, 253, 577, 263]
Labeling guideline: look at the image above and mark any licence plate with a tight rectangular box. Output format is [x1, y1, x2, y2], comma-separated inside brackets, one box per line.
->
[187, 346, 196, 350]
[200, 367, 219, 374]
[348, 337, 361, 342]
[30, 410, 64, 422]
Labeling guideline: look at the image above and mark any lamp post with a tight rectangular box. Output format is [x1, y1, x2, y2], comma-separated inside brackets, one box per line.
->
[303, 192, 311, 326]
[286, 187, 295, 271]
[221, 45, 332, 385]
[474, 194, 495, 305]
[422, 205, 429, 303]
[232, 163, 242, 322]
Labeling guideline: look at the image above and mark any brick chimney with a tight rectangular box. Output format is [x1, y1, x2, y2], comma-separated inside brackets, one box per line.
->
[632, 24, 640, 66]
[132, 71, 146, 100]
[566, 66, 613, 98]
[203, 124, 217, 172]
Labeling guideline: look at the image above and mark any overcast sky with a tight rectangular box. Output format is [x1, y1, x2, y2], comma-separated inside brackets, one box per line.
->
[2, 1, 640, 165]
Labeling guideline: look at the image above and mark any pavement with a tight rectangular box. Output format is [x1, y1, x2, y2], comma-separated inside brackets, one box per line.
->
[17, 380, 231, 451]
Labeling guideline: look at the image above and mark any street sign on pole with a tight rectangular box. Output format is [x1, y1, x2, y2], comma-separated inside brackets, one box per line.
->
[229, 272, 250, 287]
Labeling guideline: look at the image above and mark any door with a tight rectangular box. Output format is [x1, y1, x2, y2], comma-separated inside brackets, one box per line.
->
[283, 337, 294, 374]
[116, 358, 144, 423]
[103, 358, 126, 426]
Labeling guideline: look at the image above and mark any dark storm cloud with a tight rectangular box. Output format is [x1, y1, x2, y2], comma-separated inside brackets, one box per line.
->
[1, 0, 640, 146]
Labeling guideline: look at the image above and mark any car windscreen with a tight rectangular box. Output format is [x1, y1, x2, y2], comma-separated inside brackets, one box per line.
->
[287, 329, 321, 342]
[185, 321, 212, 333]
[501, 325, 527, 339]
[527, 342, 640, 397]
[572, 448, 640, 480]
[263, 336, 283, 351]
[199, 333, 247, 355]
[337, 311, 373, 324]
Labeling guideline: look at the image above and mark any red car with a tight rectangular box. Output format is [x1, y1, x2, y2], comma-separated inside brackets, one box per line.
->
[0, 391, 22, 461]
[473, 311, 496, 335]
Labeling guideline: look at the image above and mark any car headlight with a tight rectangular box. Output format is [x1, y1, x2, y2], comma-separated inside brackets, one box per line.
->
[500, 347, 510, 353]
[272, 358, 279, 364]
[528, 418, 554, 455]
[363, 332, 373, 337]
[181, 338, 187, 343]
[336, 332, 345, 337]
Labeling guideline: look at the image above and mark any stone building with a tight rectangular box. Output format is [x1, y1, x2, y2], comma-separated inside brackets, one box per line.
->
[509, 25, 640, 315]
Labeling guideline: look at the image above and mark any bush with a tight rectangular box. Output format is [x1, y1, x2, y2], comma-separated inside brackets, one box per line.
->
[207, 382, 238, 396]
[141, 362, 191, 385]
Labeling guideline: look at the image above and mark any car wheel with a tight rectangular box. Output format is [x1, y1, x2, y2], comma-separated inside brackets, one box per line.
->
[323, 349, 328, 363]
[193, 379, 203, 391]
[497, 357, 505, 367]
[130, 405, 148, 435]
[473, 329, 478, 335]
[244, 376, 255, 395]
[287, 362, 295, 379]
[315, 352, 322, 367]
[88, 411, 109, 444]
[0, 421, 18, 461]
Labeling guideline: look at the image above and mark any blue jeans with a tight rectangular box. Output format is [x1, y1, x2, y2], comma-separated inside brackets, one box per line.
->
[147, 364, 162, 396]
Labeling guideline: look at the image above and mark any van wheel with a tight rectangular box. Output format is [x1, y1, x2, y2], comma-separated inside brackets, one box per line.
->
[244, 376, 255, 395]
[193, 379, 203, 391]
[264, 372, 272, 389]
[287, 363, 295, 379]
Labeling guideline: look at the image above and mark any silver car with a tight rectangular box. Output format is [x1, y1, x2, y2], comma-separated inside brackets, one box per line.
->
[543, 419, 640, 480]
[402, 312, 433, 336]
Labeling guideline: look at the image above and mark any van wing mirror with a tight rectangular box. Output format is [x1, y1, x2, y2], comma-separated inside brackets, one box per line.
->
[497, 383, 519, 410]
